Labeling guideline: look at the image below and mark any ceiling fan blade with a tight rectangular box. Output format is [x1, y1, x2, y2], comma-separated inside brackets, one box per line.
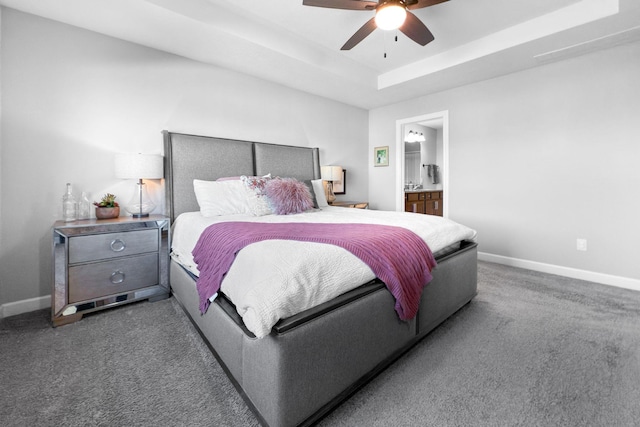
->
[302, 0, 377, 11]
[405, 0, 449, 10]
[399, 12, 434, 46]
[341, 17, 377, 50]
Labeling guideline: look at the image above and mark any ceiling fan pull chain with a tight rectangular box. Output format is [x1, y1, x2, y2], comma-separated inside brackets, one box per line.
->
[384, 31, 388, 58]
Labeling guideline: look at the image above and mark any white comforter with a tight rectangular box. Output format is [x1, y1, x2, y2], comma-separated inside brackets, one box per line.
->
[171, 207, 477, 338]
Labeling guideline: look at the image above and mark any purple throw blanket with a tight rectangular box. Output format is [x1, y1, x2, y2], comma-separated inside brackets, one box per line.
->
[192, 222, 437, 321]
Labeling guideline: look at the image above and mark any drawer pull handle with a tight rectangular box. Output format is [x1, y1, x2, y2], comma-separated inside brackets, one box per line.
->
[110, 270, 125, 284]
[110, 239, 126, 252]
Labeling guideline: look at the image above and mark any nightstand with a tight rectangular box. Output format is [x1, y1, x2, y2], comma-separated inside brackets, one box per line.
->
[330, 201, 369, 209]
[52, 215, 170, 326]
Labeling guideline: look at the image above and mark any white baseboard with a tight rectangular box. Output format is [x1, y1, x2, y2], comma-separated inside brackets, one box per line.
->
[0, 295, 51, 319]
[478, 252, 640, 292]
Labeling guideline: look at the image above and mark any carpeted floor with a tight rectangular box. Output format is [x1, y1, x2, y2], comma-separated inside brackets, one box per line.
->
[0, 292, 259, 426]
[2, 261, 640, 426]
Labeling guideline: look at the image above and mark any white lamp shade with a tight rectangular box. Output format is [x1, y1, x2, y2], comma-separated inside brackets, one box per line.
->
[115, 153, 164, 179]
[321, 165, 343, 181]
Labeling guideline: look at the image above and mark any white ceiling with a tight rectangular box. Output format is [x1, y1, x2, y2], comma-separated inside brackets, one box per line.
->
[1, 0, 639, 109]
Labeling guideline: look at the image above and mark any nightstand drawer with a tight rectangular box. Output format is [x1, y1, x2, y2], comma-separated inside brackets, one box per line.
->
[69, 229, 159, 264]
[68, 253, 159, 303]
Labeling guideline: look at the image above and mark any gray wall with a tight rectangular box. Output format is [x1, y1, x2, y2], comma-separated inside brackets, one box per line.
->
[0, 8, 369, 312]
[369, 40, 640, 284]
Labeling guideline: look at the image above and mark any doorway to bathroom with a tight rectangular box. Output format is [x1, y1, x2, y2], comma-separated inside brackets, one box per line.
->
[395, 110, 449, 216]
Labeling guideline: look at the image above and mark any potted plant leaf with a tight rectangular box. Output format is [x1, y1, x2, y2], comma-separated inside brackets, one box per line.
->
[93, 193, 120, 219]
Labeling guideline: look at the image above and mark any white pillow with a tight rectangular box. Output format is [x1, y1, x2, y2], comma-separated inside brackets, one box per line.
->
[193, 179, 251, 217]
[311, 179, 329, 208]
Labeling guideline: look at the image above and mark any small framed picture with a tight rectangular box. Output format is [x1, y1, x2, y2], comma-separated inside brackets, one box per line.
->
[374, 146, 389, 167]
[334, 169, 346, 195]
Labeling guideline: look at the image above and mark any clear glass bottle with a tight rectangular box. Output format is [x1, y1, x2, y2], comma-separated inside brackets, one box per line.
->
[62, 183, 78, 222]
[78, 191, 91, 220]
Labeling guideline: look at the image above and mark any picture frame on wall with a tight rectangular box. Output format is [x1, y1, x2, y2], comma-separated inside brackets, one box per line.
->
[333, 169, 346, 195]
[374, 146, 389, 167]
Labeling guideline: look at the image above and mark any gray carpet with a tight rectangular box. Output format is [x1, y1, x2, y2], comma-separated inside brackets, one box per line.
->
[0, 294, 259, 426]
[2, 261, 640, 426]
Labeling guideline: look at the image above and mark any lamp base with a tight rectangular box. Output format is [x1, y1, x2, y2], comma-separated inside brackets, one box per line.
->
[326, 182, 336, 205]
[125, 180, 156, 218]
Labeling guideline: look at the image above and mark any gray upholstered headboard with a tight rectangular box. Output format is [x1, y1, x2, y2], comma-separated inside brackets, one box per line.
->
[163, 131, 321, 221]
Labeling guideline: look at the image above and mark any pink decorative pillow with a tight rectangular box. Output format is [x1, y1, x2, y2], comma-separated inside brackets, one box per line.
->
[264, 177, 314, 215]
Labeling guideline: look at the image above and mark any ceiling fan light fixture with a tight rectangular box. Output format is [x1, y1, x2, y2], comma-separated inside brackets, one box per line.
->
[375, 1, 407, 31]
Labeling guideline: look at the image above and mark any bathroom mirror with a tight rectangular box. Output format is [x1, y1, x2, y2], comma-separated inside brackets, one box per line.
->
[403, 122, 443, 191]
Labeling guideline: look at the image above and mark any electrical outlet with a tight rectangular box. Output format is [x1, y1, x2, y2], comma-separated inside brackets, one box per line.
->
[576, 239, 587, 251]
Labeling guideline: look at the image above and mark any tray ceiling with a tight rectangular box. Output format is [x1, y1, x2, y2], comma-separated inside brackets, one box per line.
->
[0, 0, 638, 108]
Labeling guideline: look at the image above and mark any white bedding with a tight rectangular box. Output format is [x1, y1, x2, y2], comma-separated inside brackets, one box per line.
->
[171, 207, 477, 338]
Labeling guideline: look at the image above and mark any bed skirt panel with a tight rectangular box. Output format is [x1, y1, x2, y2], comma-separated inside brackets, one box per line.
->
[418, 242, 478, 336]
[241, 287, 416, 427]
[170, 263, 245, 383]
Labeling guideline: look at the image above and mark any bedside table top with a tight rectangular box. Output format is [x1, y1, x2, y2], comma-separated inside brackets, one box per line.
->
[330, 201, 369, 209]
[54, 214, 169, 229]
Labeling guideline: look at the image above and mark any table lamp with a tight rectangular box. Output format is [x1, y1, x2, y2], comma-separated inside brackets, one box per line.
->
[321, 165, 343, 205]
[114, 153, 164, 217]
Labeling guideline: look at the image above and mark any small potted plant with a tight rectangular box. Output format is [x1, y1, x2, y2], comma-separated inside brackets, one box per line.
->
[93, 193, 120, 219]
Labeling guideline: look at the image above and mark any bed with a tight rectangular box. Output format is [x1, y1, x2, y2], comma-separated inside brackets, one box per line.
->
[164, 130, 478, 427]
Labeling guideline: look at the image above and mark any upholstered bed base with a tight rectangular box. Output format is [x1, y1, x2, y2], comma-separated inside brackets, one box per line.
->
[163, 131, 478, 426]
[170, 241, 477, 426]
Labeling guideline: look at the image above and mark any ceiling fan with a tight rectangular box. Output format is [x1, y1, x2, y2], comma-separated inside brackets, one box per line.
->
[302, 0, 449, 50]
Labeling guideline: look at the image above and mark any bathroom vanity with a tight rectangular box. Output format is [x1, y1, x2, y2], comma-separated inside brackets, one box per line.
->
[405, 190, 443, 216]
